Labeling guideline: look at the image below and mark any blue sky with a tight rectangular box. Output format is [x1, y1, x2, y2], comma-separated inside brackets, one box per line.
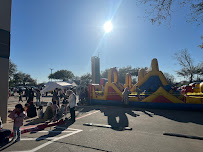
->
[10, 0, 203, 83]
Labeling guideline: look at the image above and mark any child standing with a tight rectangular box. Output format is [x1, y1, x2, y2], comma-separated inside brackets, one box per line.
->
[36, 89, 41, 106]
[8, 104, 25, 142]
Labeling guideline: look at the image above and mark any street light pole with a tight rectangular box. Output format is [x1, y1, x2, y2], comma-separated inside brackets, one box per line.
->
[50, 68, 53, 82]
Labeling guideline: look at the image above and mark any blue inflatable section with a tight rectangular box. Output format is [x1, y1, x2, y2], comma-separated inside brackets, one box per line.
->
[139, 76, 162, 92]
[164, 85, 172, 92]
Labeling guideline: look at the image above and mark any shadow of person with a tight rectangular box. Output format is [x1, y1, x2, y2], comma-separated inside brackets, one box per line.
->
[108, 112, 128, 131]
[24, 118, 46, 126]
[101, 108, 139, 131]
[0, 141, 17, 151]
[35, 120, 72, 141]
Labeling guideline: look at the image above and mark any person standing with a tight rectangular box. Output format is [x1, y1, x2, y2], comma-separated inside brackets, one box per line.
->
[8, 104, 26, 142]
[25, 88, 29, 101]
[79, 89, 85, 105]
[59, 89, 64, 99]
[18, 89, 23, 102]
[28, 88, 34, 103]
[52, 100, 59, 121]
[52, 88, 59, 106]
[135, 85, 142, 100]
[67, 90, 76, 123]
[122, 87, 131, 105]
[36, 89, 41, 106]
[8, 89, 11, 99]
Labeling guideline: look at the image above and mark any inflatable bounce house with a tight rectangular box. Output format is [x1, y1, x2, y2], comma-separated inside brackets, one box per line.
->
[88, 58, 203, 110]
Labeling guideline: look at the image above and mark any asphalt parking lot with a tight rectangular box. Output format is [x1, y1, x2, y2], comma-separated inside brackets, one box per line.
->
[1, 96, 203, 152]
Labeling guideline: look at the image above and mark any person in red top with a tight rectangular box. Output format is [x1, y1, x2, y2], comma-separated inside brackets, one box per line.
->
[8, 104, 26, 142]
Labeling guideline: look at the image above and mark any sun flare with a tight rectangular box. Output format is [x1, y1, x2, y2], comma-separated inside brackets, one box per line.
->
[103, 21, 113, 33]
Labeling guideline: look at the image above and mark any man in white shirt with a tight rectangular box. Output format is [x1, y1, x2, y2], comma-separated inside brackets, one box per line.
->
[67, 90, 76, 123]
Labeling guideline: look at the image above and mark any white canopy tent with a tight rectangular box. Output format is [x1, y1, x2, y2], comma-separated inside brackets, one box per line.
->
[40, 81, 73, 94]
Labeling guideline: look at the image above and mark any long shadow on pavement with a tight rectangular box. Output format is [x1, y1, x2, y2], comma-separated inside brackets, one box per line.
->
[24, 118, 47, 126]
[77, 105, 140, 131]
[34, 120, 74, 141]
[100, 108, 139, 131]
[47, 140, 112, 152]
[0, 140, 18, 151]
[77, 105, 203, 127]
[142, 108, 203, 125]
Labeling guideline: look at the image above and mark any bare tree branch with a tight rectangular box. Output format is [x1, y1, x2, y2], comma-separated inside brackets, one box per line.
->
[139, 0, 203, 25]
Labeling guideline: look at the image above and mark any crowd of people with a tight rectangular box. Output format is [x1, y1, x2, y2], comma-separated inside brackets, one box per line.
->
[0, 87, 77, 144]
[1, 85, 136, 144]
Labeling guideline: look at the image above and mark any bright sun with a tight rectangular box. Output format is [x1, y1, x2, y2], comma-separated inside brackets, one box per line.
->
[103, 21, 113, 33]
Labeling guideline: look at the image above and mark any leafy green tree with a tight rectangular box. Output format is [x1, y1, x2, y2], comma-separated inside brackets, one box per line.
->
[14, 72, 36, 86]
[23, 74, 36, 85]
[13, 72, 24, 85]
[101, 66, 145, 84]
[80, 73, 92, 86]
[118, 66, 139, 84]
[8, 60, 37, 86]
[48, 70, 74, 81]
[9, 60, 17, 80]
[101, 69, 110, 78]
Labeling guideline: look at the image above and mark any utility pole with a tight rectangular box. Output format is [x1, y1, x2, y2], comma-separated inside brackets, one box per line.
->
[50, 68, 53, 81]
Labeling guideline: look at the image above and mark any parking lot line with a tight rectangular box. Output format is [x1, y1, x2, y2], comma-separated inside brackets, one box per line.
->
[76, 110, 99, 120]
[14, 129, 82, 152]
[10, 110, 99, 152]
[30, 130, 73, 133]
[21, 137, 55, 141]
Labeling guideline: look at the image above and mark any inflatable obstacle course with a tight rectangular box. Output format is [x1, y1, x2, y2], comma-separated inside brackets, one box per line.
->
[88, 58, 203, 109]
